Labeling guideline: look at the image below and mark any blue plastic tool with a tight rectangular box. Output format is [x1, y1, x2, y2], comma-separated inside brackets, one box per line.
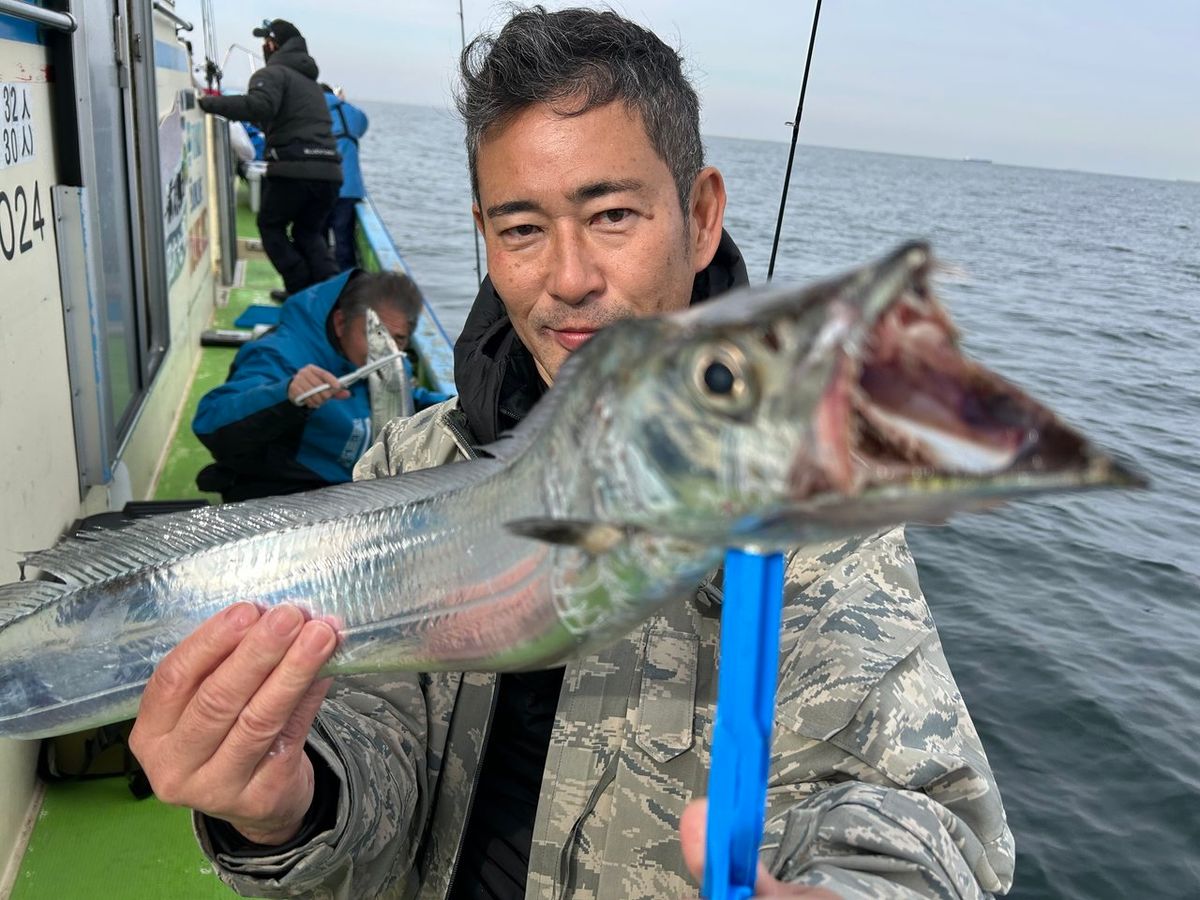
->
[702, 549, 785, 900]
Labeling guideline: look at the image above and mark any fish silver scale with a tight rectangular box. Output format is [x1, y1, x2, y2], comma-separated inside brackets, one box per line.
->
[0, 418, 718, 739]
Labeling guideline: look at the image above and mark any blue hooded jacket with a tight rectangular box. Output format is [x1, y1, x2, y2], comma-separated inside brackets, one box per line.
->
[193, 270, 447, 500]
[325, 93, 369, 199]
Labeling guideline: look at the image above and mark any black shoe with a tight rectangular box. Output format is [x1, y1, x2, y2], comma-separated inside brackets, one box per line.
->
[269, 289, 289, 302]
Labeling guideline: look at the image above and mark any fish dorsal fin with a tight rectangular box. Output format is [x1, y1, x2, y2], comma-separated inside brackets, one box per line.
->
[505, 518, 644, 555]
[22, 463, 500, 588]
[0, 581, 69, 629]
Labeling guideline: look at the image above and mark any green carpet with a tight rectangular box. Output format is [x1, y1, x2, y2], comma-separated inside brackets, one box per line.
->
[151, 340, 236, 503]
[11, 780, 233, 898]
[222, 285, 278, 320]
[235, 181, 259, 240]
[241, 258, 279, 289]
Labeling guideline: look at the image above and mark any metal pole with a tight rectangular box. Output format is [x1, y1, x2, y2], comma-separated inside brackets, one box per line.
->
[152, 1, 193, 32]
[766, 0, 823, 282]
[0, 0, 76, 32]
[210, 118, 238, 286]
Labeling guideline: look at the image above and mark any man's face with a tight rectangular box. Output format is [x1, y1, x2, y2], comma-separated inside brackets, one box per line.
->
[334, 306, 411, 367]
[473, 100, 725, 384]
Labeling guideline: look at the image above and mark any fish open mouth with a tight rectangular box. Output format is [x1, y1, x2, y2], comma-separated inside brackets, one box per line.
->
[815, 271, 1092, 494]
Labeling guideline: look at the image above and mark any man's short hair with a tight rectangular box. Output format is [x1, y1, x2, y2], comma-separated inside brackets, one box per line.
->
[337, 271, 423, 327]
[456, 5, 704, 213]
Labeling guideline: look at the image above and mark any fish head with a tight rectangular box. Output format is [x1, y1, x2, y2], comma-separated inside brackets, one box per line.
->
[568, 241, 1144, 549]
[365, 306, 412, 393]
[364, 306, 399, 358]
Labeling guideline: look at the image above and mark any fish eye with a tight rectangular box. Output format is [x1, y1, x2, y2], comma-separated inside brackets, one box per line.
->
[703, 362, 735, 394]
[691, 342, 756, 418]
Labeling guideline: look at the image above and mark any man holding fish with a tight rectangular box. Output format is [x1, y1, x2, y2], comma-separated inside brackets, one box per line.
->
[129, 7, 1017, 898]
[191, 270, 450, 502]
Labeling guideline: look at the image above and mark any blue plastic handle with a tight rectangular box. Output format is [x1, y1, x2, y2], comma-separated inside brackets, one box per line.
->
[702, 549, 785, 900]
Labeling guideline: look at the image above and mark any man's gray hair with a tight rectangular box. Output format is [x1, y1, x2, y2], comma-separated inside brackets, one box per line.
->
[456, 5, 704, 212]
[337, 271, 422, 326]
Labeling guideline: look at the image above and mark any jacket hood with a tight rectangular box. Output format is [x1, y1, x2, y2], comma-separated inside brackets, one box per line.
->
[277, 269, 357, 371]
[453, 229, 749, 445]
[267, 36, 319, 81]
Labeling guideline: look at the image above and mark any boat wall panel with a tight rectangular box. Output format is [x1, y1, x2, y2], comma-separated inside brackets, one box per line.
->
[110, 6, 216, 501]
[0, 30, 81, 883]
[53, 185, 113, 491]
[69, 0, 143, 433]
[0, 742, 37, 897]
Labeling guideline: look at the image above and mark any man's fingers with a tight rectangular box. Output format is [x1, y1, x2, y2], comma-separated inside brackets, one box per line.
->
[276, 675, 334, 753]
[206, 620, 337, 775]
[291, 366, 348, 408]
[680, 798, 707, 883]
[314, 369, 349, 405]
[133, 602, 262, 739]
[169, 605, 312, 769]
[678, 798, 840, 898]
[248, 675, 334, 783]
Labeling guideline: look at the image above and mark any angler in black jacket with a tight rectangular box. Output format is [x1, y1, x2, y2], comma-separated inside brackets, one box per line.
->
[199, 19, 342, 297]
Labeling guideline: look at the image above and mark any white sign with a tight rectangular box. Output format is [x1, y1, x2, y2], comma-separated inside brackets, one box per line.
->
[1, 83, 36, 169]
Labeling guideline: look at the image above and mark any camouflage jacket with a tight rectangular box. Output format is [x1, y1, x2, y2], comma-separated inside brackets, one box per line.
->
[195, 399, 1015, 899]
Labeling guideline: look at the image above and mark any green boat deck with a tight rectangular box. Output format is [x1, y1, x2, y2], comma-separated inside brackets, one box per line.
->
[11, 779, 231, 898]
[11, 189, 282, 899]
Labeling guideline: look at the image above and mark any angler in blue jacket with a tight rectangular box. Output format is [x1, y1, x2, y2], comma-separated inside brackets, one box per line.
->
[193, 270, 451, 502]
[322, 85, 370, 271]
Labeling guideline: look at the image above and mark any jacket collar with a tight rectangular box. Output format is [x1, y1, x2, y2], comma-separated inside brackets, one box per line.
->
[452, 229, 749, 446]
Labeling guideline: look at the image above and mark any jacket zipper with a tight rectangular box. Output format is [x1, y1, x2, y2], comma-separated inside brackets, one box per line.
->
[554, 753, 620, 900]
[442, 681, 499, 898]
[442, 408, 480, 462]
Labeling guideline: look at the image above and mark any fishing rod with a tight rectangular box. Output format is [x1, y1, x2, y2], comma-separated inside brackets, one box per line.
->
[459, 0, 484, 286]
[766, 0, 824, 282]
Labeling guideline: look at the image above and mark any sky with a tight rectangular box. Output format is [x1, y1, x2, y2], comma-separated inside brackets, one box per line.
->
[187, 0, 1200, 182]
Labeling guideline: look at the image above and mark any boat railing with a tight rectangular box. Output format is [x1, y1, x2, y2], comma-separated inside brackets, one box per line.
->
[354, 194, 457, 393]
[0, 0, 76, 32]
[151, 1, 193, 32]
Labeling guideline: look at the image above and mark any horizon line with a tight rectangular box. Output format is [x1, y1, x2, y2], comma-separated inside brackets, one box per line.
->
[335, 96, 1198, 186]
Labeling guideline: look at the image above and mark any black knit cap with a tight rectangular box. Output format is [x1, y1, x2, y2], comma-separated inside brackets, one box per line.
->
[252, 18, 301, 44]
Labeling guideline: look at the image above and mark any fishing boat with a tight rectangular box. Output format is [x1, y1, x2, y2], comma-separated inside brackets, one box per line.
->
[0, 2, 453, 894]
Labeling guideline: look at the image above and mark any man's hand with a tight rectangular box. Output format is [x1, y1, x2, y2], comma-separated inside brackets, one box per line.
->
[128, 603, 338, 845]
[289, 365, 350, 408]
[679, 799, 840, 898]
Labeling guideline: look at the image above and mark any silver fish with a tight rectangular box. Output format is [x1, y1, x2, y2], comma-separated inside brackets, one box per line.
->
[365, 306, 414, 443]
[0, 242, 1142, 740]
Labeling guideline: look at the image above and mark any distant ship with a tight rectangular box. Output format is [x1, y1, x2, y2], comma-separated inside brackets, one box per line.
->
[962, 156, 994, 164]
